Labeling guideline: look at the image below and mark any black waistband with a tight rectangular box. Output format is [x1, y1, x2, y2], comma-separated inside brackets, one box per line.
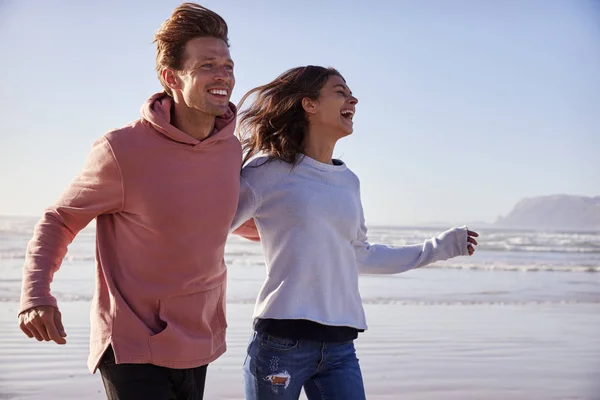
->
[254, 318, 362, 342]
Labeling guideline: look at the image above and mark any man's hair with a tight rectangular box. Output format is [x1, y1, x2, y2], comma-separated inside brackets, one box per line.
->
[154, 3, 229, 95]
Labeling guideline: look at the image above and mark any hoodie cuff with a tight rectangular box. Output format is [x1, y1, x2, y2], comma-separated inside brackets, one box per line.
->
[18, 297, 58, 316]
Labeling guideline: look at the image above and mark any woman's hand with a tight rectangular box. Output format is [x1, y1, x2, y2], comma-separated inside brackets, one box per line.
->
[467, 230, 479, 255]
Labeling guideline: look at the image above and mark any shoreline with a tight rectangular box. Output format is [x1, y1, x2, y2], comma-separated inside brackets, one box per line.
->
[1, 302, 599, 399]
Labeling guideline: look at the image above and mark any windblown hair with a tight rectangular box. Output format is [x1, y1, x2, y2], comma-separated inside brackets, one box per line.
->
[154, 3, 229, 95]
[237, 66, 343, 166]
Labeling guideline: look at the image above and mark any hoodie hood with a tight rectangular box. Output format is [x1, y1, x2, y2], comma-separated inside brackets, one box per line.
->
[141, 92, 237, 147]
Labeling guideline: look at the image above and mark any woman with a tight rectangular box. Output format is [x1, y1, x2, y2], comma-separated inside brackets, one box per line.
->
[232, 66, 478, 400]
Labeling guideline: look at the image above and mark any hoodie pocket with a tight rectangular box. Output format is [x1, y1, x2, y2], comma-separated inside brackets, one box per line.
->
[149, 284, 227, 364]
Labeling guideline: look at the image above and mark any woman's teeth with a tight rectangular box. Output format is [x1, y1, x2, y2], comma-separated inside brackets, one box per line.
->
[341, 110, 354, 120]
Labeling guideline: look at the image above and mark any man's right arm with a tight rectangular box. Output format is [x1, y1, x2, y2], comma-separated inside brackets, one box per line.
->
[230, 176, 260, 241]
[19, 136, 124, 341]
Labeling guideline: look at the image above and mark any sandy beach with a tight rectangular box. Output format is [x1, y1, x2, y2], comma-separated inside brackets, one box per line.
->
[2, 300, 599, 400]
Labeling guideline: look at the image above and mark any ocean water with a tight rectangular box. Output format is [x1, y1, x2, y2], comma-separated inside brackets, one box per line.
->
[2, 216, 600, 399]
[1, 215, 599, 307]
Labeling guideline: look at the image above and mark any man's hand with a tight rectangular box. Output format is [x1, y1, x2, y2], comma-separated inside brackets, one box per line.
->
[18, 305, 67, 345]
[467, 230, 479, 256]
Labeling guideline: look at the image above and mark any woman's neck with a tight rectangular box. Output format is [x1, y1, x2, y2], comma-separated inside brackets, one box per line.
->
[303, 129, 337, 164]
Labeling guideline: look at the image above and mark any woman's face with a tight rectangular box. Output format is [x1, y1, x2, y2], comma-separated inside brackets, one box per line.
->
[306, 75, 358, 138]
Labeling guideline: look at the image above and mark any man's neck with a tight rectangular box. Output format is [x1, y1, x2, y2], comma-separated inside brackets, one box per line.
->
[171, 100, 215, 141]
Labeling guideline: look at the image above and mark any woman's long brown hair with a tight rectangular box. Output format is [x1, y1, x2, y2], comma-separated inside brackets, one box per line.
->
[237, 66, 343, 166]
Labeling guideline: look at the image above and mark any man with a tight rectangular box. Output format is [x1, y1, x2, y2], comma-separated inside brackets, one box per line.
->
[18, 3, 240, 399]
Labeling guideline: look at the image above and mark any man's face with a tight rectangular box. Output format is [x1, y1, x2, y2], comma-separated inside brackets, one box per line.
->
[173, 36, 235, 116]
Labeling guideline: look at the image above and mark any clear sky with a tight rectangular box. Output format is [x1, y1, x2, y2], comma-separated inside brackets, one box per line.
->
[1, 0, 598, 226]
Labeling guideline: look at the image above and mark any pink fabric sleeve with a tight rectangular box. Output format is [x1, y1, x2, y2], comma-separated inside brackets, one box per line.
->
[19, 137, 124, 314]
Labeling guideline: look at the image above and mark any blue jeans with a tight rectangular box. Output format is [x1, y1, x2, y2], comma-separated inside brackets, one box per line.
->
[243, 331, 366, 400]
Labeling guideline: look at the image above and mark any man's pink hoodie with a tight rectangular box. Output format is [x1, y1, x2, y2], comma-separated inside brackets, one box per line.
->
[19, 92, 242, 372]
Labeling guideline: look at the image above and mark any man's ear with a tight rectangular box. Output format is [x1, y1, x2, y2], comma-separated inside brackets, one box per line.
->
[161, 68, 182, 92]
[301, 97, 318, 115]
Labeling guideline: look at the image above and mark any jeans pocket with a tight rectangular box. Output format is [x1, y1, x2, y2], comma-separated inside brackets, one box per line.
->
[259, 334, 299, 351]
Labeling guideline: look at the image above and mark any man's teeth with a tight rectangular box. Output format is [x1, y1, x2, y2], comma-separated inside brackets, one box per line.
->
[209, 89, 228, 96]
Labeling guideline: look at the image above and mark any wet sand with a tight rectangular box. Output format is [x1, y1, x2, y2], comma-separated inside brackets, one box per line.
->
[1, 301, 599, 399]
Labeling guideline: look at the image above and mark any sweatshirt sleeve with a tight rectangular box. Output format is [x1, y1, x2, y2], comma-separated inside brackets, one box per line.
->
[230, 176, 260, 240]
[19, 137, 124, 314]
[353, 198, 469, 275]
